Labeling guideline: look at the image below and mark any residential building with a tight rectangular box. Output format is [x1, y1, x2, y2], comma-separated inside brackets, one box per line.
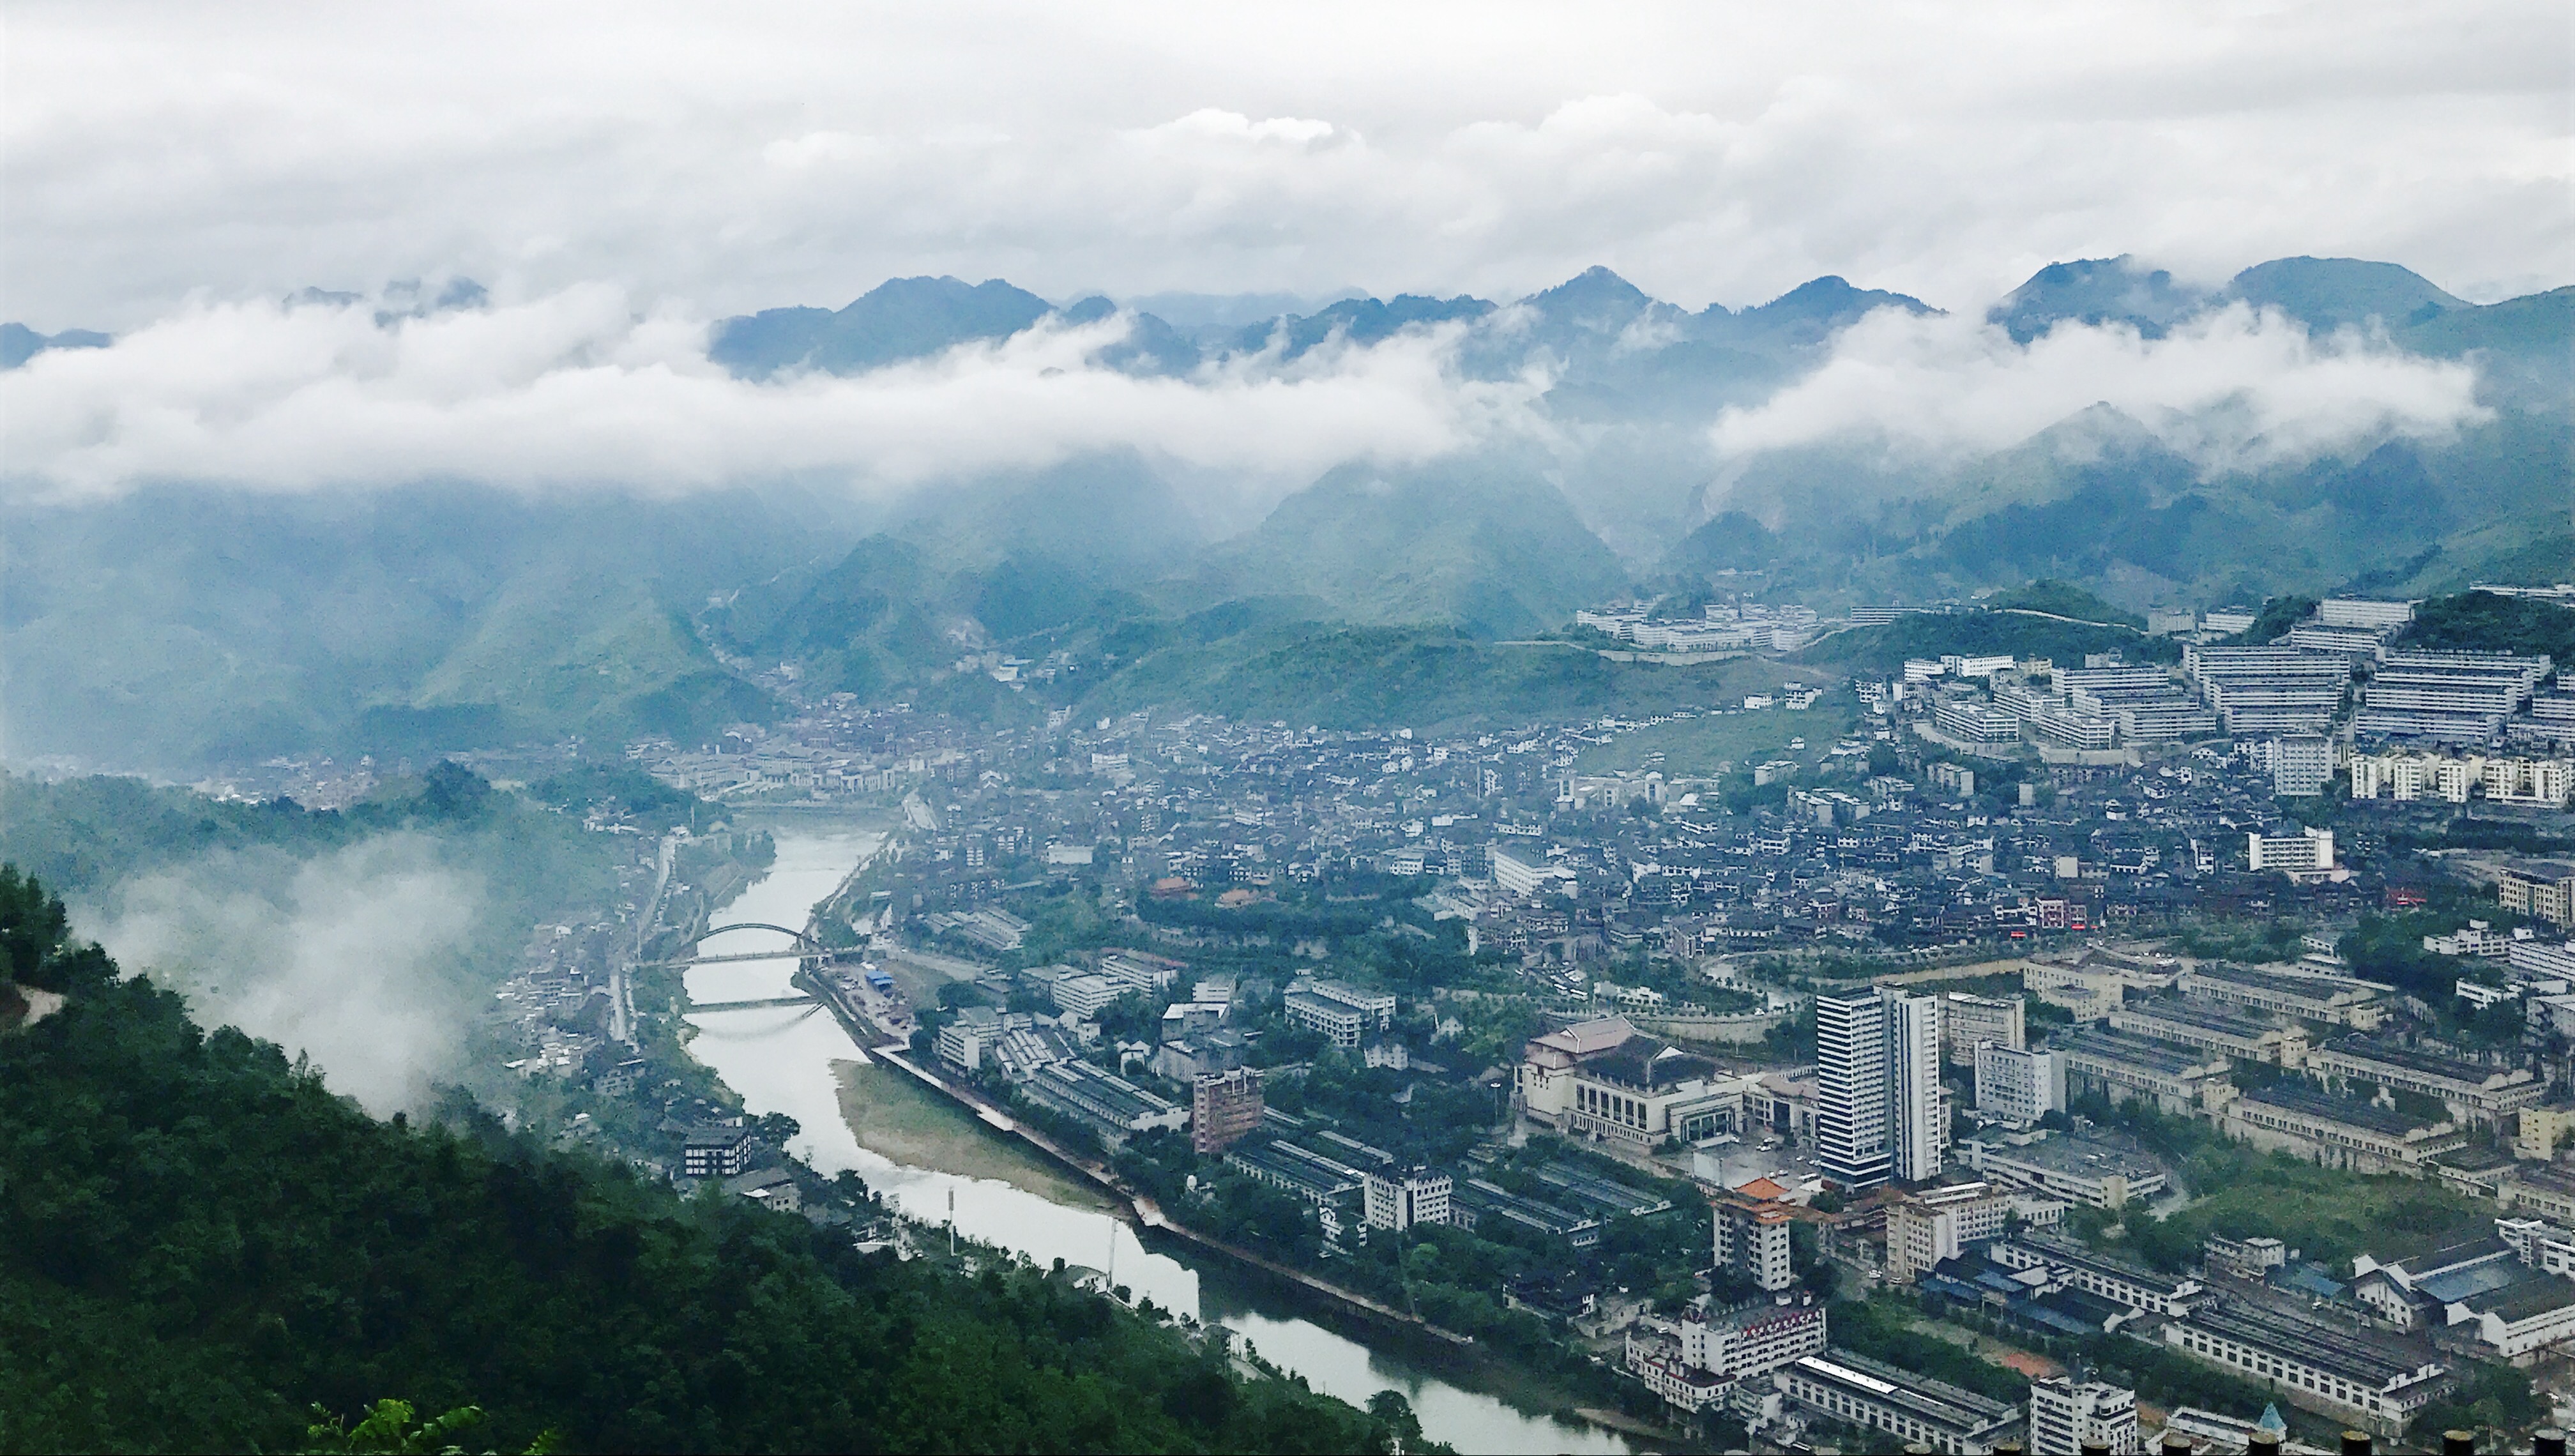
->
[1974, 1043, 2065, 1126]
[1491, 848, 1574, 898]
[2247, 826, 2334, 873]
[2221, 1085, 2465, 1176]
[2319, 598, 2416, 630]
[2028, 1375, 2139, 1456]
[1190, 1068, 1264, 1155]
[1889, 992, 1946, 1181]
[1816, 989, 1892, 1189]
[1775, 1349, 2024, 1455]
[2517, 1103, 2575, 1161]
[2484, 757, 2574, 807]
[2499, 861, 2575, 928]
[682, 1125, 752, 1179]
[1283, 978, 1397, 1047]
[1934, 699, 2023, 747]
[1622, 1329, 1730, 1414]
[1362, 1167, 1452, 1231]
[1960, 1130, 2169, 1210]
[2265, 734, 2336, 796]
[1942, 991, 2025, 1065]
[1713, 1192, 1797, 1291]
[1682, 1300, 1828, 1378]
[2162, 1301, 2450, 1436]
[2351, 750, 2482, 803]
[1887, 1183, 2012, 1284]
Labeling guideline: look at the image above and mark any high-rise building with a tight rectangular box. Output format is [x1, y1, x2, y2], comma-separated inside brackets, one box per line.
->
[1815, 990, 1892, 1189]
[1190, 1068, 1264, 1155]
[2028, 1375, 2140, 1455]
[1712, 1195, 1796, 1291]
[1888, 993, 1945, 1181]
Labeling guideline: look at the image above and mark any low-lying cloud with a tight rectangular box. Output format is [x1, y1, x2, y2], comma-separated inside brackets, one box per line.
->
[1708, 303, 2488, 475]
[79, 835, 483, 1115]
[1, 287, 1539, 504]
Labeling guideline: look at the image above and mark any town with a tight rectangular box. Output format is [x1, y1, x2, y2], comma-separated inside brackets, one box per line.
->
[424, 585, 2575, 1454]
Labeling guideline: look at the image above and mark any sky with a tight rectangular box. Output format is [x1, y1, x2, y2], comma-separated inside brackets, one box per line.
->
[8, 0, 2571, 332]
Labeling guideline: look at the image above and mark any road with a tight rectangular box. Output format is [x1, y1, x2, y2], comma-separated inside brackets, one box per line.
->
[612, 832, 677, 1045]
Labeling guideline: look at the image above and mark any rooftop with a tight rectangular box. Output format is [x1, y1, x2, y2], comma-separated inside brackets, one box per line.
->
[2236, 1084, 2448, 1138]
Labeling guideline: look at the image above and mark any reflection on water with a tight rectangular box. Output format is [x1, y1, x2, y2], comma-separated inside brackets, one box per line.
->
[683, 823, 1631, 1455]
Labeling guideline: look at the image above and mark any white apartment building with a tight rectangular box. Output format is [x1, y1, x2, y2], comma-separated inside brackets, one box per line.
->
[2318, 598, 2416, 630]
[1815, 989, 1893, 1189]
[1363, 1167, 1451, 1231]
[1684, 1301, 1828, 1378]
[1942, 991, 2026, 1065]
[1975, 1043, 2065, 1125]
[1284, 978, 1397, 1047]
[2351, 750, 2483, 803]
[1888, 993, 1946, 1181]
[2247, 826, 2334, 873]
[1886, 1183, 2012, 1283]
[1490, 847, 1574, 897]
[2029, 1376, 2139, 1455]
[1713, 1195, 1797, 1291]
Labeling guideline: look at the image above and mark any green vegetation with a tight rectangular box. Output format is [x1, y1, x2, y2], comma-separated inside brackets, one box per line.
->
[1083, 621, 1757, 734]
[1827, 1296, 2026, 1404]
[1988, 579, 2145, 628]
[0, 872, 1405, 1453]
[2065, 1095, 2489, 1272]
[1569, 688, 1850, 777]
[2398, 591, 2575, 662]
[2223, 594, 2318, 646]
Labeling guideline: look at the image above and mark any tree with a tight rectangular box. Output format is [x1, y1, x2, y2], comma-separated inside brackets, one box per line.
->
[302, 1399, 556, 1455]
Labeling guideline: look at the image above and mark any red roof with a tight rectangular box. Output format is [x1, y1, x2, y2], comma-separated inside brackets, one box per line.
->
[1735, 1176, 1791, 1201]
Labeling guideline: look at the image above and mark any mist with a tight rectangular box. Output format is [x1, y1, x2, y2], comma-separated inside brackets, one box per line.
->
[1, 287, 1537, 506]
[78, 834, 485, 1115]
[1705, 301, 2489, 477]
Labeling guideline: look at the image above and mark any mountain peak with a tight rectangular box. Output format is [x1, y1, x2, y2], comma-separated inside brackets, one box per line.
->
[1989, 255, 2210, 343]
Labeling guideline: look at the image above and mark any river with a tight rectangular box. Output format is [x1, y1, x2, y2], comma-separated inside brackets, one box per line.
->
[683, 821, 1632, 1455]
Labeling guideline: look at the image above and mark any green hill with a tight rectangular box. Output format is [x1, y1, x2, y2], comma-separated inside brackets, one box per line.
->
[0, 869, 1404, 1453]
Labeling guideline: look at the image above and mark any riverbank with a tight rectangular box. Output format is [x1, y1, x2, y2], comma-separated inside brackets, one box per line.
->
[830, 1057, 1116, 1211]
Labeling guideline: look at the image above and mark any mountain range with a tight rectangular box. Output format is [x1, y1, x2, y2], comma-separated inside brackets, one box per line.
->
[4, 255, 2567, 771]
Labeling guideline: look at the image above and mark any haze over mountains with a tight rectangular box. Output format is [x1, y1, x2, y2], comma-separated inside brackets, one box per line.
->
[3, 254, 2566, 773]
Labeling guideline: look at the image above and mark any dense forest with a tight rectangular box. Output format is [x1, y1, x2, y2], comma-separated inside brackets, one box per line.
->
[0, 867, 1409, 1453]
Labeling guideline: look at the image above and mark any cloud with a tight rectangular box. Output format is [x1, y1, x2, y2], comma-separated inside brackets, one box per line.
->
[0, 287, 1541, 503]
[1707, 303, 2489, 475]
[80, 835, 483, 1115]
[4, 2, 2565, 330]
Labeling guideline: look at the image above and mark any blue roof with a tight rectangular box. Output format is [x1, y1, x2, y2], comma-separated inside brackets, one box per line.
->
[2273, 1264, 2347, 1300]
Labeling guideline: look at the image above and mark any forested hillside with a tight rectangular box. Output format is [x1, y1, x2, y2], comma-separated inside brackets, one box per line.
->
[0, 869, 1407, 1453]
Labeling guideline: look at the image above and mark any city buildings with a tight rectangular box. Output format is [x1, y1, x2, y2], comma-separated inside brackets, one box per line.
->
[2180, 962, 2385, 1029]
[1712, 1188, 1798, 1291]
[1888, 992, 1946, 1181]
[2161, 1301, 2450, 1436]
[1991, 1230, 2203, 1315]
[1961, 1129, 2171, 1209]
[2028, 1375, 2139, 1456]
[2220, 1084, 2465, 1176]
[2304, 1036, 2544, 1127]
[1190, 1067, 1264, 1155]
[1362, 1167, 1452, 1231]
[1775, 1349, 2024, 1454]
[2499, 861, 2575, 928]
[1973, 1042, 2064, 1125]
[1942, 990, 2026, 1065]
[1815, 990, 1892, 1188]
[1887, 1182, 2012, 1284]
[1517, 1016, 1745, 1148]
[2245, 826, 2334, 874]
[1282, 978, 1397, 1047]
